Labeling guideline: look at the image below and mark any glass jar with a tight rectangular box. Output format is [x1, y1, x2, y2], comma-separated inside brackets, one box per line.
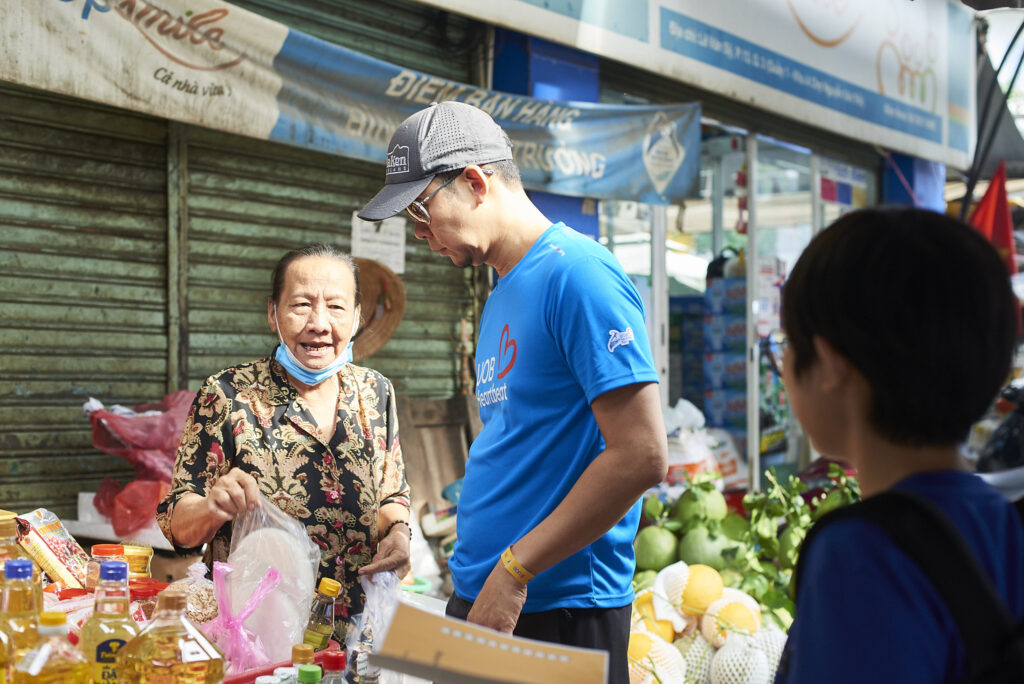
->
[122, 545, 153, 579]
[129, 578, 168, 622]
[85, 544, 125, 591]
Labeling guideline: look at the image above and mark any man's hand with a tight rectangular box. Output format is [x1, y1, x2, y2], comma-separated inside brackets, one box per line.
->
[466, 562, 528, 634]
[205, 467, 260, 525]
[359, 523, 411, 578]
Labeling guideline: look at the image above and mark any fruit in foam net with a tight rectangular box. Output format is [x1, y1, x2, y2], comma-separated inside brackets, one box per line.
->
[680, 564, 725, 615]
[634, 525, 679, 571]
[627, 631, 687, 684]
[710, 634, 770, 684]
[701, 588, 762, 648]
[633, 589, 675, 642]
[674, 631, 714, 684]
[752, 626, 788, 682]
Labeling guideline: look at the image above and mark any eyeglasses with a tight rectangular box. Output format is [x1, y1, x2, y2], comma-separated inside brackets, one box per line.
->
[405, 168, 494, 225]
[762, 329, 789, 377]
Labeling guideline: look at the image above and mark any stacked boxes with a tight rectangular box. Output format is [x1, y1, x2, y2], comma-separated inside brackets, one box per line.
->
[669, 295, 705, 410]
[701, 278, 748, 454]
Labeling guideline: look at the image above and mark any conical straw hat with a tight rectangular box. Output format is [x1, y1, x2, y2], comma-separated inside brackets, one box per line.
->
[352, 258, 406, 361]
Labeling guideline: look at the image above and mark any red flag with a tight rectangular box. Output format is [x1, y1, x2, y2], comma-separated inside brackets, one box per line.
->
[969, 159, 1018, 274]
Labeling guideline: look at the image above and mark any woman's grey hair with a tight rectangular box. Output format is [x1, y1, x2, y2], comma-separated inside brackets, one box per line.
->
[269, 243, 360, 306]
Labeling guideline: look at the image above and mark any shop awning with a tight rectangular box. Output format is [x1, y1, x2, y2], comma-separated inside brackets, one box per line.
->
[976, 53, 1024, 179]
[0, 0, 700, 204]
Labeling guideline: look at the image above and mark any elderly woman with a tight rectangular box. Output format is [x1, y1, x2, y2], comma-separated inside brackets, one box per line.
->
[156, 243, 411, 629]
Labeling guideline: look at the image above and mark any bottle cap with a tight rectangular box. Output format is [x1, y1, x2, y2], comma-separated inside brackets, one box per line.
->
[4, 559, 33, 580]
[318, 577, 341, 598]
[322, 649, 347, 671]
[91, 544, 124, 557]
[99, 560, 128, 581]
[129, 577, 169, 599]
[297, 664, 323, 683]
[292, 643, 315, 664]
[39, 611, 66, 627]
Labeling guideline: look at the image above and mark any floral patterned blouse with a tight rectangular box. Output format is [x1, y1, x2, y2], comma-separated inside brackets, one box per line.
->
[156, 356, 410, 626]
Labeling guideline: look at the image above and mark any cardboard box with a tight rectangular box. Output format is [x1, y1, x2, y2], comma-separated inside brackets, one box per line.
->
[703, 389, 747, 425]
[370, 602, 607, 683]
[703, 315, 747, 351]
[680, 315, 705, 351]
[704, 277, 746, 314]
[670, 295, 705, 316]
[702, 352, 747, 389]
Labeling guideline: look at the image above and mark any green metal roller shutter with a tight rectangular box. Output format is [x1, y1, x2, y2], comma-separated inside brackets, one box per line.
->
[180, 124, 475, 397]
[0, 84, 168, 518]
[181, 0, 480, 398]
[231, 0, 484, 80]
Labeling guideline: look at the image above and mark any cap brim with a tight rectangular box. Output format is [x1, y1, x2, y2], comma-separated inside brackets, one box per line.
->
[358, 176, 433, 221]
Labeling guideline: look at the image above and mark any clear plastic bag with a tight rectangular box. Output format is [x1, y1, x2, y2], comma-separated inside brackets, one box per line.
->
[347, 572, 410, 684]
[170, 561, 218, 624]
[227, 494, 321, 663]
[202, 561, 278, 675]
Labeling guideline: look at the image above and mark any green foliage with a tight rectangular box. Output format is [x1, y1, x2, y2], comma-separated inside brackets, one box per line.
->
[645, 464, 861, 631]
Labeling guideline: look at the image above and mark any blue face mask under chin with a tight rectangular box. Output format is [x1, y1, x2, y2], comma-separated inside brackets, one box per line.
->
[273, 306, 355, 386]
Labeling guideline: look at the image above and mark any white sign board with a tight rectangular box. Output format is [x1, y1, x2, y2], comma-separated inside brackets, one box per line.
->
[351, 213, 407, 275]
[413, 0, 976, 169]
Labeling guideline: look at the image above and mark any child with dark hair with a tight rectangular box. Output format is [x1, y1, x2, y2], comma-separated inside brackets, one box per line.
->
[774, 207, 1024, 683]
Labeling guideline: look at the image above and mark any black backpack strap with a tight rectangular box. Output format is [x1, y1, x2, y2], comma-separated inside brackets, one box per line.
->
[795, 490, 1015, 677]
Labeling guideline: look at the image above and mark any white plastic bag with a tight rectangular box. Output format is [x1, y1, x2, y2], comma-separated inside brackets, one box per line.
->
[227, 494, 321, 663]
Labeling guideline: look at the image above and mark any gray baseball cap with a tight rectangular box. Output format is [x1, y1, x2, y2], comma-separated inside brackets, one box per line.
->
[358, 101, 514, 221]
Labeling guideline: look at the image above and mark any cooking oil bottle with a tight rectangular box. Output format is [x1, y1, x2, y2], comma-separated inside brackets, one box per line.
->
[80, 561, 138, 683]
[0, 518, 42, 611]
[2, 560, 39, 665]
[117, 585, 224, 683]
[303, 577, 340, 650]
[11, 611, 89, 683]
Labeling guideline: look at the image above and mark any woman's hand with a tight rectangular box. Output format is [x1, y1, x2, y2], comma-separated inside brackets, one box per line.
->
[206, 467, 261, 525]
[358, 522, 411, 579]
[169, 468, 260, 548]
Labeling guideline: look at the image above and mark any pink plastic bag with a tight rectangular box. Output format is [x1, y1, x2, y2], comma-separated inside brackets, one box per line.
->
[202, 561, 280, 675]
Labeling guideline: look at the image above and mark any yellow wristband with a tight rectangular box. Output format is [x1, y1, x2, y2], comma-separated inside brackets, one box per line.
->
[500, 546, 535, 585]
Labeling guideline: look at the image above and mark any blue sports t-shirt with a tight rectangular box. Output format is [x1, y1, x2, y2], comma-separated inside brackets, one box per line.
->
[449, 222, 659, 613]
[776, 470, 1024, 684]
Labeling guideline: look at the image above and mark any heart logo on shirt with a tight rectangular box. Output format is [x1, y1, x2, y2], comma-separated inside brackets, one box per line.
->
[497, 323, 517, 379]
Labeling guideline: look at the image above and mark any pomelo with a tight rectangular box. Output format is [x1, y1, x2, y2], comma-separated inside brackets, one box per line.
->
[635, 525, 678, 571]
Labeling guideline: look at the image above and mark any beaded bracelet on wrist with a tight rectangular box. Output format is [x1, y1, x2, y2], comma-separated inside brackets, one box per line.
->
[382, 519, 411, 540]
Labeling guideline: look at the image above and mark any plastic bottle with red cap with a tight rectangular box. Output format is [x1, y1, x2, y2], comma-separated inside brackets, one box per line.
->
[320, 649, 347, 683]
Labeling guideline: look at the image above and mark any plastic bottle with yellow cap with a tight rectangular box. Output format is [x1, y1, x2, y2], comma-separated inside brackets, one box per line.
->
[302, 577, 341, 651]
[11, 611, 89, 683]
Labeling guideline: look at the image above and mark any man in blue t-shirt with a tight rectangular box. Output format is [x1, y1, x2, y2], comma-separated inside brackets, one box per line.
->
[359, 101, 668, 681]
